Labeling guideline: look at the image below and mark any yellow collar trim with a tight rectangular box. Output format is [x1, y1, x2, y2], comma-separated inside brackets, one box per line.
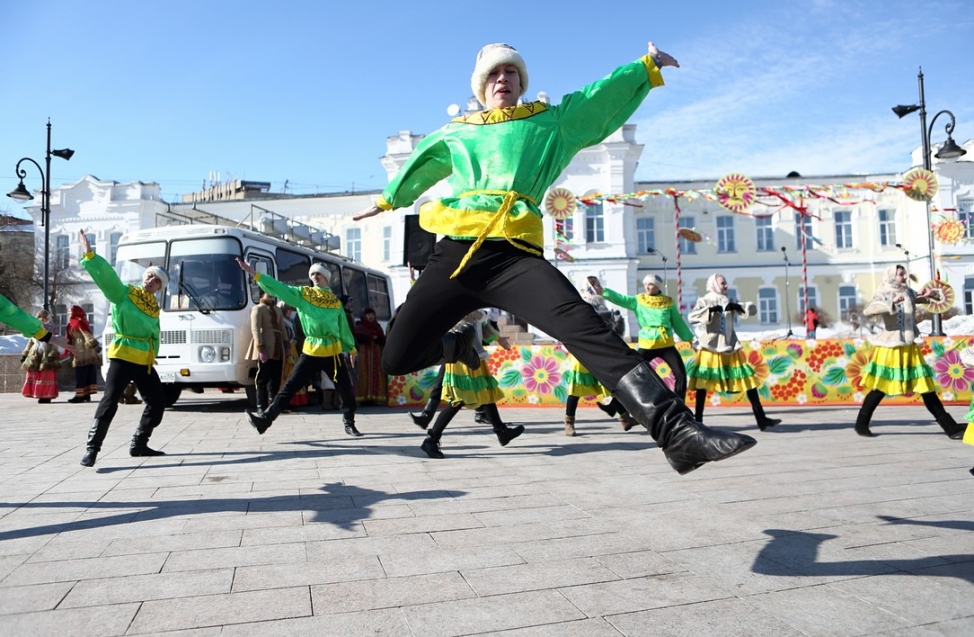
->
[302, 286, 341, 309]
[451, 101, 548, 125]
[129, 286, 160, 318]
[638, 293, 673, 309]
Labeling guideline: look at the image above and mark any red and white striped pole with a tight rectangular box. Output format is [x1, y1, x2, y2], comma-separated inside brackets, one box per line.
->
[800, 200, 809, 316]
[673, 195, 683, 312]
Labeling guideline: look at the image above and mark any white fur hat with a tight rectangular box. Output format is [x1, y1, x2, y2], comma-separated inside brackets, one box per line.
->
[143, 266, 169, 289]
[643, 273, 663, 286]
[471, 43, 529, 107]
[309, 263, 329, 281]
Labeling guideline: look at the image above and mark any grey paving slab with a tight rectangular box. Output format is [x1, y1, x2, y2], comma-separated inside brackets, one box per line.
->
[0, 394, 972, 636]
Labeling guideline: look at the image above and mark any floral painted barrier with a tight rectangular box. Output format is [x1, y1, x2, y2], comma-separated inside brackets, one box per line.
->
[387, 337, 974, 409]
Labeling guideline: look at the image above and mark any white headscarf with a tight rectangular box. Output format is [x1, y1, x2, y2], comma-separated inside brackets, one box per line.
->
[881, 264, 907, 293]
[705, 273, 724, 294]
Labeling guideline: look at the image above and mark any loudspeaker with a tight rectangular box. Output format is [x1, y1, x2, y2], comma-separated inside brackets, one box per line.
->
[403, 215, 436, 269]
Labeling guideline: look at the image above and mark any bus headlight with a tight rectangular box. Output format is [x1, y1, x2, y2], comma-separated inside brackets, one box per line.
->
[199, 346, 216, 363]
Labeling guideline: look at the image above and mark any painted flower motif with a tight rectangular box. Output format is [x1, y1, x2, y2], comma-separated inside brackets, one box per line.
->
[786, 343, 804, 357]
[766, 374, 779, 386]
[834, 356, 849, 369]
[397, 394, 407, 405]
[744, 350, 770, 386]
[749, 340, 762, 350]
[853, 338, 865, 349]
[943, 336, 955, 348]
[806, 338, 818, 349]
[853, 391, 864, 403]
[654, 362, 671, 378]
[796, 393, 808, 404]
[942, 391, 955, 402]
[521, 354, 561, 395]
[709, 393, 722, 406]
[933, 349, 974, 392]
[527, 394, 539, 404]
[845, 351, 871, 391]
[924, 353, 936, 366]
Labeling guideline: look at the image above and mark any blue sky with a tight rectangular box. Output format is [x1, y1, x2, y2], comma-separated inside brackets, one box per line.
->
[2, 0, 972, 215]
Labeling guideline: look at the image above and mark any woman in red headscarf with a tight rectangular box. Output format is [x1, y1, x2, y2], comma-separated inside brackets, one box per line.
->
[66, 305, 102, 403]
[353, 307, 387, 405]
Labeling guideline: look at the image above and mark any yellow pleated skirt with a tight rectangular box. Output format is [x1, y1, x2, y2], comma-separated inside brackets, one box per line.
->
[688, 350, 760, 393]
[860, 344, 936, 396]
[564, 358, 610, 400]
[443, 359, 503, 408]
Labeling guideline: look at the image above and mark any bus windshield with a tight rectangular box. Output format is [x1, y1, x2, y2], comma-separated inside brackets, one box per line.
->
[166, 237, 246, 312]
[114, 241, 167, 285]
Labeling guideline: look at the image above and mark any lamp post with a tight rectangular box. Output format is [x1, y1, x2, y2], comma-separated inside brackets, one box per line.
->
[893, 68, 967, 336]
[6, 119, 75, 312]
[646, 247, 669, 294]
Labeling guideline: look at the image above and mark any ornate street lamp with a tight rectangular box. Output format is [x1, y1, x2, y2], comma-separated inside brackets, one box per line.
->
[6, 119, 75, 312]
[892, 69, 966, 336]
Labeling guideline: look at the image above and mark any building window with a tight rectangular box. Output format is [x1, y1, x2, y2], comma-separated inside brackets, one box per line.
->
[716, 215, 735, 253]
[965, 277, 974, 315]
[81, 303, 95, 334]
[345, 227, 362, 262]
[959, 201, 974, 240]
[798, 286, 817, 313]
[678, 216, 696, 255]
[637, 217, 655, 253]
[834, 210, 853, 249]
[55, 235, 70, 271]
[878, 209, 896, 247]
[681, 290, 698, 322]
[382, 226, 391, 262]
[109, 232, 123, 266]
[838, 285, 857, 320]
[561, 217, 574, 242]
[758, 288, 778, 324]
[54, 304, 68, 333]
[585, 201, 604, 243]
[795, 214, 813, 251]
[755, 216, 774, 252]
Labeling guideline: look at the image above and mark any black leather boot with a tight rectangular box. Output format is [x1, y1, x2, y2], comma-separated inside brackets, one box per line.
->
[483, 404, 524, 447]
[80, 418, 111, 467]
[410, 396, 439, 430]
[440, 323, 481, 371]
[922, 392, 966, 439]
[130, 429, 165, 457]
[855, 390, 883, 437]
[343, 417, 363, 437]
[613, 362, 756, 475]
[747, 389, 781, 431]
[473, 407, 490, 424]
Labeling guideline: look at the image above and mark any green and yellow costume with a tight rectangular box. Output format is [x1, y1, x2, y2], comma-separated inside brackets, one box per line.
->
[0, 293, 47, 340]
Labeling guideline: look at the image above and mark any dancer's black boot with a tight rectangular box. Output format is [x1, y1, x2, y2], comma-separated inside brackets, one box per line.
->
[483, 403, 524, 446]
[343, 416, 363, 437]
[410, 396, 439, 430]
[473, 407, 489, 424]
[80, 418, 111, 467]
[440, 323, 481, 371]
[694, 389, 707, 423]
[855, 389, 883, 437]
[613, 362, 756, 475]
[747, 388, 781, 431]
[922, 392, 966, 439]
[130, 428, 165, 457]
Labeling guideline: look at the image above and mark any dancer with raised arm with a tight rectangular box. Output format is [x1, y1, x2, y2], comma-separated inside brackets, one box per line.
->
[236, 258, 361, 437]
[354, 41, 755, 474]
[78, 230, 169, 467]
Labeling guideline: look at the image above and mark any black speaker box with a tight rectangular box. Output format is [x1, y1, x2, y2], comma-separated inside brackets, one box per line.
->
[402, 215, 436, 269]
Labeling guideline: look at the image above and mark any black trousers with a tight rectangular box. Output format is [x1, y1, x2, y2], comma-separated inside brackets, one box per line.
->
[94, 359, 166, 432]
[254, 358, 283, 410]
[384, 239, 643, 392]
[268, 353, 356, 421]
[638, 346, 687, 400]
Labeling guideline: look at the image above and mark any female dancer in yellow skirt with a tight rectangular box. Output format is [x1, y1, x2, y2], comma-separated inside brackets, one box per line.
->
[420, 310, 524, 458]
[855, 264, 964, 439]
[688, 273, 780, 431]
[563, 277, 636, 436]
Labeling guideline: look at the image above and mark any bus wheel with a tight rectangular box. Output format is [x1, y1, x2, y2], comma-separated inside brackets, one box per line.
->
[244, 385, 257, 410]
[163, 385, 182, 408]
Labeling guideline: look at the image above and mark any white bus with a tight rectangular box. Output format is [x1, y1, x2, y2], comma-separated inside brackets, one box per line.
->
[103, 224, 393, 407]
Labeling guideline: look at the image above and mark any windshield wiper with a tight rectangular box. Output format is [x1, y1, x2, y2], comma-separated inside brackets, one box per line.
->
[178, 261, 212, 315]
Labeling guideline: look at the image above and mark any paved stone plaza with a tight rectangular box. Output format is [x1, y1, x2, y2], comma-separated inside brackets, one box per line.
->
[0, 392, 972, 636]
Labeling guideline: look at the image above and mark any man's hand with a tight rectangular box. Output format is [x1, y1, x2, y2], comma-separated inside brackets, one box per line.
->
[353, 205, 382, 221]
[79, 230, 91, 255]
[498, 335, 513, 350]
[235, 257, 256, 277]
[258, 350, 268, 363]
[648, 42, 679, 69]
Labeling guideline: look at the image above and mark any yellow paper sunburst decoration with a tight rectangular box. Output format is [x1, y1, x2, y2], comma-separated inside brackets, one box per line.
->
[902, 168, 938, 202]
[544, 187, 577, 220]
[934, 218, 966, 245]
[715, 173, 756, 213]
